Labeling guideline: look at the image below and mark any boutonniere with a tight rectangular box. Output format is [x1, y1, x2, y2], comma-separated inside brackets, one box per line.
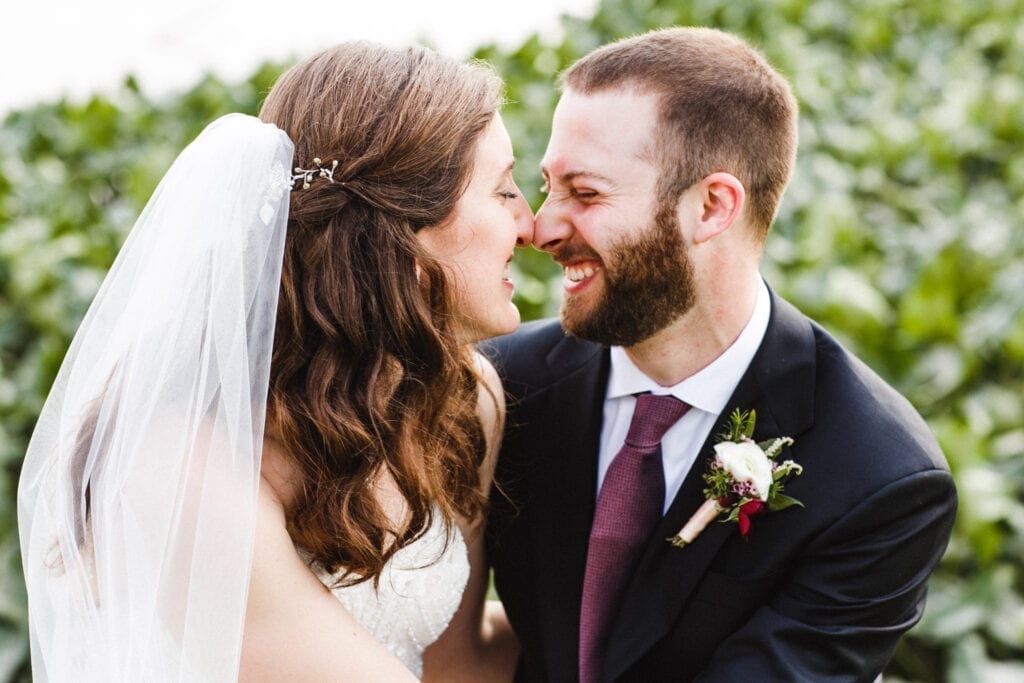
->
[668, 409, 803, 548]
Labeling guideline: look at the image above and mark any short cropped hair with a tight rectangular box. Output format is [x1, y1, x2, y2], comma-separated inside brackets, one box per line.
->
[562, 27, 798, 236]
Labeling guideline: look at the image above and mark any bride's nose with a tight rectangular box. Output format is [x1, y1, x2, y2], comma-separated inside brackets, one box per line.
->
[513, 193, 535, 247]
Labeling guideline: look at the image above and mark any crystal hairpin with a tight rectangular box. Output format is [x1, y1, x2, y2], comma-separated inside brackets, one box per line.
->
[292, 158, 339, 190]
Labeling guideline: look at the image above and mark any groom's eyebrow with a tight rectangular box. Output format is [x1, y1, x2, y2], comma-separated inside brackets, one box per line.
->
[541, 167, 615, 185]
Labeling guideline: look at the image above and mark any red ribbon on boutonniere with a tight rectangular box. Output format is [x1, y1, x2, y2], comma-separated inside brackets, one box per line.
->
[668, 409, 803, 548]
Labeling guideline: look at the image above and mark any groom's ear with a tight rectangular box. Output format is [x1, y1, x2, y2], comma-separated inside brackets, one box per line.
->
[692, 172, 745, 244]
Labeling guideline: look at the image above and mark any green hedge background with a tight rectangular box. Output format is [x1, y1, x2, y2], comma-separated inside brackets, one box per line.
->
[2, 0, 1022, 680]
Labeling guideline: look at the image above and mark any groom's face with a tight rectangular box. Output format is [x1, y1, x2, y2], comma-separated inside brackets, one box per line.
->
[535, 88, 696, 347]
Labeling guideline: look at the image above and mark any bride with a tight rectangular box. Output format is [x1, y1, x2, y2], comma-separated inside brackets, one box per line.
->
[18, 42, 533, 681]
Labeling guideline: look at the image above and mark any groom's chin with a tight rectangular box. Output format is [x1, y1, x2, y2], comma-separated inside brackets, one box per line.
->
[561, 298, 632, 347]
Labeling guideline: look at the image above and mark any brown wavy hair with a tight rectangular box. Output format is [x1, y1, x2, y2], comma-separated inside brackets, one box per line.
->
[258, 43, 502, 586]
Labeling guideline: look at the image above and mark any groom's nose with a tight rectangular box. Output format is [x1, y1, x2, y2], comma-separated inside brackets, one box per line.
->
[533, 195, 571, 253]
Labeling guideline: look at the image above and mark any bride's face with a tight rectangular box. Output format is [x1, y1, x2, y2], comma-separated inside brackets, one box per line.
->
[417, 115, 534, 342]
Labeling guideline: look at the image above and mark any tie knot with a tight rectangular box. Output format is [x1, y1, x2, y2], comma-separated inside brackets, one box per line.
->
[624, 394, 690, 449]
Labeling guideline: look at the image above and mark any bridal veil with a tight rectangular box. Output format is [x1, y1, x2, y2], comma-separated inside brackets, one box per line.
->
[18, 114, 293, 680]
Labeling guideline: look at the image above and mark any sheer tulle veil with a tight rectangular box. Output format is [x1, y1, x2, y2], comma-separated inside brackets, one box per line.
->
[18, 114, 293, 680]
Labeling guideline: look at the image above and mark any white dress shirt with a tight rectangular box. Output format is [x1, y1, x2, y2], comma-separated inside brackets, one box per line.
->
[597, 278, 772, 513]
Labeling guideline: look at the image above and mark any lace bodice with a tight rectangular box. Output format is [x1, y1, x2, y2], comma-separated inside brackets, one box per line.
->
[306, 514, 470, 678]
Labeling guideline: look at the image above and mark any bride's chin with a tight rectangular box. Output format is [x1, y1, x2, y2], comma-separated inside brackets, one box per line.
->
[459, 312, 521, 344]
[493, 307, 522, 337]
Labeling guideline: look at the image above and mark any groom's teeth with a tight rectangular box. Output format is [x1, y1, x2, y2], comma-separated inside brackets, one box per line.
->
[565, 265, 596, 282]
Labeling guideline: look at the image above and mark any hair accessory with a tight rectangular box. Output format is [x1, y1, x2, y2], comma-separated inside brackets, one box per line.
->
[292, 157, 340, 190]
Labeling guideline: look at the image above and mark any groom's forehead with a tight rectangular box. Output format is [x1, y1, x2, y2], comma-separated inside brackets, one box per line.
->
[553, 87, 659, 132]
[542, 89, 659, 174]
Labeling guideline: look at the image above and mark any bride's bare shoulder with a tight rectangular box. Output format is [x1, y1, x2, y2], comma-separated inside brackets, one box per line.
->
[242, 441, 419, 681]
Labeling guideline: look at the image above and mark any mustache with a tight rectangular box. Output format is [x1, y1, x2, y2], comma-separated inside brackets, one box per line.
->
[550, 244, 603, 265]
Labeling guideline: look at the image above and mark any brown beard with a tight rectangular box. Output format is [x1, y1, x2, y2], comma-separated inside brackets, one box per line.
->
[559, 203, 696, 347]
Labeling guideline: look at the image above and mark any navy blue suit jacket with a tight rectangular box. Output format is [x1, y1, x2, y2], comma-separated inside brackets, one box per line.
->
[483, 290, 956, 682]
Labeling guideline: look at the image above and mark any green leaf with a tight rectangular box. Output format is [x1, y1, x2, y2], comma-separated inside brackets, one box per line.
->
[742, 409, 757, 440]
[768, 494, 805, 513]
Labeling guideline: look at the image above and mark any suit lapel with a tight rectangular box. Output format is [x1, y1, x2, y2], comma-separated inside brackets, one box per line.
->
[604, 292, 818, 681]
[519, 338, 609, 680]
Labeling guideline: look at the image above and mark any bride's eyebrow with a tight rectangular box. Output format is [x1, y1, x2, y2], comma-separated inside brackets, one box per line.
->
[495, 160, 515, 181]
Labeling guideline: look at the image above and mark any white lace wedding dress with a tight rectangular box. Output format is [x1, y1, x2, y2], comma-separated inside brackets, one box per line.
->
[306, 514, 471, 678]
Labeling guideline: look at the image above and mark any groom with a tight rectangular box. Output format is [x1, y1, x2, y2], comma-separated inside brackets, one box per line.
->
[484, 27, 957, 682]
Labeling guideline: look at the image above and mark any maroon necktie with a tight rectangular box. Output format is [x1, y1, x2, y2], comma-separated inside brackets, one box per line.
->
[579, 393, 690, 683]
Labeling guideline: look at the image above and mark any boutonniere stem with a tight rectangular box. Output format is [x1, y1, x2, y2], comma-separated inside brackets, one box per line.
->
[669, 499, 720, 548]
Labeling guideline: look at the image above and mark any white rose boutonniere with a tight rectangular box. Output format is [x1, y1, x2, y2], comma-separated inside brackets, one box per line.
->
[668, 409, 804, 548]
[713, 440, 774, 502]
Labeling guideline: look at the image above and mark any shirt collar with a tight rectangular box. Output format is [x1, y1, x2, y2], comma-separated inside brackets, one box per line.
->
[606, 277, 771, 415]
